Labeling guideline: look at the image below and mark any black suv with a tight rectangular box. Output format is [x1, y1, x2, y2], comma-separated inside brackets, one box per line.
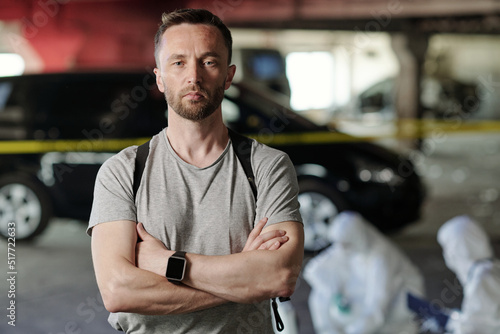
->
[0, 72, 425, 251]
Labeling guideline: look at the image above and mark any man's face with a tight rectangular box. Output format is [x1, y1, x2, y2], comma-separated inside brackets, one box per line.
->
[154, 23, 235, 122]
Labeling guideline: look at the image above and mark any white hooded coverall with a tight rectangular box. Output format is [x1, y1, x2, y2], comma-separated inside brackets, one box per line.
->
[437, 215, 500, 334]
[304, 211, 425, 334]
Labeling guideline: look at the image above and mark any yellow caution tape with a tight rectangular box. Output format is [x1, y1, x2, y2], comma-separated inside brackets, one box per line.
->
[0, 120, 498, 154]
[0, 138, 151, 154]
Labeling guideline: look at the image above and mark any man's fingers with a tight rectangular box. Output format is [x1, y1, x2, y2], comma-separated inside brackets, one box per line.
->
[243, 218, 290, 252]
[243, 218, 269, 252]
[136, 223, 152, 241]
[249, 229, 287, 250]
[259, 229, 286, 243]
[248, 217, 268, 240]
[258, 236, 289, 250]
[267, 241, 281, 251]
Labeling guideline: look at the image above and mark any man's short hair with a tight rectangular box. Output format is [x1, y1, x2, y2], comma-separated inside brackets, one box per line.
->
[154, 8, 233, 66]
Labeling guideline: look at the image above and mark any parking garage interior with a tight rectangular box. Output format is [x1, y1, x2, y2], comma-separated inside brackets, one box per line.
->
[0, 0, 499, 333]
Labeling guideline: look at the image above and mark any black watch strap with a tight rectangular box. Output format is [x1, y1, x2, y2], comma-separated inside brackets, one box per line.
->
[172, 251, 186, 257]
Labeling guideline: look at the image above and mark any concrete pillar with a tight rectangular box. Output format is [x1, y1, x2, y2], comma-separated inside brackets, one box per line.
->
[391, 31, 429, 150]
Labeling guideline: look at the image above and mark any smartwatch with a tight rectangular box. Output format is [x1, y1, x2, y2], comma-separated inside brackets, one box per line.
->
[166, 251, 186, 283]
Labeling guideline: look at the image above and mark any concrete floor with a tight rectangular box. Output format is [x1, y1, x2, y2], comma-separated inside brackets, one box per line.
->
[0, 133, 499, 333]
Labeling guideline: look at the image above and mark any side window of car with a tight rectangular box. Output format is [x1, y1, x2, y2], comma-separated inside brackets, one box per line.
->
[47, 79, 128, 139]
[0, 82, 13, 110]
[359, 80, 392, 113]
[0, 81, 28, 140]
[41, 76, 166, 140]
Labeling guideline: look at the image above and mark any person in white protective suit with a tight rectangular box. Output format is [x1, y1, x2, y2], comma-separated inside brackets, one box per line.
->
[303, 211, 425, 334]
[437, 215, 500, 334]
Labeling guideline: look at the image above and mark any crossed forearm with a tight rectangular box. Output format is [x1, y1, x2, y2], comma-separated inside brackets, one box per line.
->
[183, 249, 298, 304]
[102, 262, 228, 315]
[111, 249, 293, 315]
[92, 220, 230, 316]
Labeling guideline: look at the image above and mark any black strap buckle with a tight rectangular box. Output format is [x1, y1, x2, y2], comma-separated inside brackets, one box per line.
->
[271, 297, 291, 332]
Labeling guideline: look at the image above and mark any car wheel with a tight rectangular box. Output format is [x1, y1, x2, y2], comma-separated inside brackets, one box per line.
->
[298, 178, 348, 253]
[0, 174, 52, 241]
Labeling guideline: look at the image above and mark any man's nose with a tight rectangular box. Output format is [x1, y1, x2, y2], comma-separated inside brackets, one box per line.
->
[187, 63, 202, 84]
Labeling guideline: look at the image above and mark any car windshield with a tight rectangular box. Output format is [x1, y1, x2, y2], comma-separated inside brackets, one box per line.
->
[222, 82, 323, 134]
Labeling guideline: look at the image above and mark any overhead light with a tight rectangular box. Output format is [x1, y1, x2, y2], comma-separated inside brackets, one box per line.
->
[0, 54, 25, 77]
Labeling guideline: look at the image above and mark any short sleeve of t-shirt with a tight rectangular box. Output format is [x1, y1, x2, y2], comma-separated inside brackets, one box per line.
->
[87, 146, 137, 235]
[251, 141, 303, 227]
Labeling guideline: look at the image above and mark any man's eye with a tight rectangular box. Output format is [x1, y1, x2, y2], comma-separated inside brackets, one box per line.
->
[173, 61, 183, 66]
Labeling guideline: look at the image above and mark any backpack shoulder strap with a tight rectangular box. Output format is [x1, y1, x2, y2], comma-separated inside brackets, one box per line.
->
[228, 128, 290, 331]
[133, 140, 150, 199]
[228, 128, 257, 200]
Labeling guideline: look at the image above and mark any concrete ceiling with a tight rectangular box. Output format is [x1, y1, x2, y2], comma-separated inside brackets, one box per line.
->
[187, 0, 500, 33]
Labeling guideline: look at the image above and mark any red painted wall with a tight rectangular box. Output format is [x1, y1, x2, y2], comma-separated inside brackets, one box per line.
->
[0, 0, 181, 72]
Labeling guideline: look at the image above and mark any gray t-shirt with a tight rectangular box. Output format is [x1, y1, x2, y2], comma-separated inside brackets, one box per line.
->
[88, 129, 302, 333]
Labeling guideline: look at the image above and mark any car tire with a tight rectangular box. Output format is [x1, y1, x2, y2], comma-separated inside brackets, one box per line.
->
[0, 173, 52, 241]
[298, 178, 349, 253]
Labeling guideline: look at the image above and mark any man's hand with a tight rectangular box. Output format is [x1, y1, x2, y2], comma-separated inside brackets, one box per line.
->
[136, 223, 172, 276]
[243, 217, 289, 252]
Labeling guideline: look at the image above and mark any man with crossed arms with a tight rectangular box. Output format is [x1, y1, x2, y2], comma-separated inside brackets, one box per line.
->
[88, 8, 304, 334]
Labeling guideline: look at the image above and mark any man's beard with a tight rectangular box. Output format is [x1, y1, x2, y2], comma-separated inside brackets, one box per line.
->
[166, 83, 225, 122]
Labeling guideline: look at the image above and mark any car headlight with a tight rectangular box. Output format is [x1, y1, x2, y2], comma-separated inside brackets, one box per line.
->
[354, 158, 405, 187]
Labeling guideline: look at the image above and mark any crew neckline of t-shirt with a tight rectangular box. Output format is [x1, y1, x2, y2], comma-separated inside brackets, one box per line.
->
[162, 129, 232, 170]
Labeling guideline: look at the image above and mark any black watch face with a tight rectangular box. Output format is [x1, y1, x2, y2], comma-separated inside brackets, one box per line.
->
[166, 256, 186, 280]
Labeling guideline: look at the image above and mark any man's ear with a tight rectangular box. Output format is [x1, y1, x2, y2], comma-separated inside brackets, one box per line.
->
[224, 65, 236, 90]
[154, 68, 165, 93]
